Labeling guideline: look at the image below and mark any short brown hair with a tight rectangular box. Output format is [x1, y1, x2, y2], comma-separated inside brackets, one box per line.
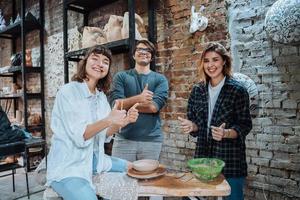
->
[133, 39, 156, 58]
[198, 42, 232, 83]
[72, 46, 112, 94]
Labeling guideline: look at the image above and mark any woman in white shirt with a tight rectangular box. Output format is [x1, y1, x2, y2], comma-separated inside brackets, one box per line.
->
[46, 46, 139, 200]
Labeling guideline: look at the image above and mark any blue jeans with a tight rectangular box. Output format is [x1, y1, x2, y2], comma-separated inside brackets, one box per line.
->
[51, 154, 128, 200]
[51, 177, 98, 200]
[93, 154, 128, 173]
[225, 177, 245, 200]
[112, 136, 162, 162]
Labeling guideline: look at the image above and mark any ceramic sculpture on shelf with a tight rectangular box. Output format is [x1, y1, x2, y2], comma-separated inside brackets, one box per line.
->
[82, 26, 106, 48]
[103, 15, 124, 42]
[265, 0, 300, 45]
[25, 49, 32, 67]
[121, 12, 145, 40]
[14, 14, 20, 23]
[0, 9, 6, 30]
[9, 17, 13, 25]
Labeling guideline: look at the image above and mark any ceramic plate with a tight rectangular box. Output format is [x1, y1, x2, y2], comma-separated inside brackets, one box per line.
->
[127, 165, 166, 179]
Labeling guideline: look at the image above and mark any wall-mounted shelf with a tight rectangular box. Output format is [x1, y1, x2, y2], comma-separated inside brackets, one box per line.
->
[66, 39, 130, 62]
[0, 66, 42, 76]
[66, 0, 118, 13]
[0, 16, 40, 38]
[63, 0, 157, 82]
[0, 0, 46, 173]
[0, 93, 42, 100]
[0, 94, 22, 99]
[0, 66, 22, 76]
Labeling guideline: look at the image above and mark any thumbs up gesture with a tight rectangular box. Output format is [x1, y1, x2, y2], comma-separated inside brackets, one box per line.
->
[139, 84, 153, 104]
[211, 123, 226, 141]
[126, 103, 139, 123]
[107, 100, 127, 126]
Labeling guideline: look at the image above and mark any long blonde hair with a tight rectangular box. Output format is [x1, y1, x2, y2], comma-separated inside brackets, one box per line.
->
[198, 42, 232, 83]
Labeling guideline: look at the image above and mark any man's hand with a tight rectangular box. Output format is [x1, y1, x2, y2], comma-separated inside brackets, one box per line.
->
[211, 123, 226, 141]
[178, 117, 198, 134]
[139, 84, 153, 104]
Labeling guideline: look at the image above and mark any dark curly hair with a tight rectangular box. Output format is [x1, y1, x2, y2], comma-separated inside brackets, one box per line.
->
[72, 46, 112, 94]
[133, 39, 156, 58]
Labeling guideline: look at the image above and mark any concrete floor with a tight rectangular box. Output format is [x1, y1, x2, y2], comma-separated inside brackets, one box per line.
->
[0, 168, 45, 200]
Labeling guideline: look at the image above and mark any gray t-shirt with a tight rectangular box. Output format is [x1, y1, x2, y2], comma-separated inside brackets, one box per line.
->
[109, 69, 169, 142]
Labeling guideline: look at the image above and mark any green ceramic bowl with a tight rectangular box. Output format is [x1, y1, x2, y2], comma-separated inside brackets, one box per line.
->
[187, 158, 225, 181]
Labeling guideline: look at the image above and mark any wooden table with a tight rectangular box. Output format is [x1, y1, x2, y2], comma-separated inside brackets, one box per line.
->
[43, 172, 230, 200]
[138, 173, 231, 199]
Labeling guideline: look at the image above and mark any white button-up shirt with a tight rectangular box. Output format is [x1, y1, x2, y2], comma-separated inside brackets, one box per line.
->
[46, 81, 112, 188]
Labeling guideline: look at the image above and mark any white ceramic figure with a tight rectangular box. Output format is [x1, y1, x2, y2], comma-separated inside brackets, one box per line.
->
[189, 5, 208, 33]
[14, 14, 20, 23]
[233, 72, 258, 118]
[0, 9, 6, 30]
[9, 17, 13, 25]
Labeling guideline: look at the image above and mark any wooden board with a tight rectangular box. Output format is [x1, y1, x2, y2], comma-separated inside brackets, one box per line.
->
[138, 173, 231, 197]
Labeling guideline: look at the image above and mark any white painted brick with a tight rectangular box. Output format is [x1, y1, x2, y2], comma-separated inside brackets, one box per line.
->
[251, 157, 270, 167]
[259, 150, 273, 159]
[270, 160, 300, 171]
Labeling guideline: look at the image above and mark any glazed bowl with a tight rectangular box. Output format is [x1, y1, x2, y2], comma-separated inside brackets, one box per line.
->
[187, 158, 225, 181]
[132, 159, 159, 172]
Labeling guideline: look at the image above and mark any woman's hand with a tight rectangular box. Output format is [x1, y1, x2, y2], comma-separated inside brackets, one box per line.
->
[211, 123, 226, 141]
[178, 117, 198, 134]
[125, 103, 139, 124]
[107, 100, 127, 127]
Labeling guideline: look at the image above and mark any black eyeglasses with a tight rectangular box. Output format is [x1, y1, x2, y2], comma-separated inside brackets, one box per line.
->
[136, 47, 152, 53]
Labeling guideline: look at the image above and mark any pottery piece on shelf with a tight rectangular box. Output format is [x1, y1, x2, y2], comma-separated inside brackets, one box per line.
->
[14, 14, 20, 23]
[0, 9, 6, 30]
[26, 49, 32, 67]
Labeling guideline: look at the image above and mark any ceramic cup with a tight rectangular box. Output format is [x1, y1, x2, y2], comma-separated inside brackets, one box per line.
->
[16, 110, 22, 123]
[2, 86, 11, 94]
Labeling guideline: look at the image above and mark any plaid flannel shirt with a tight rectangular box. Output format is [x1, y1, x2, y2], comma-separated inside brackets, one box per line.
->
[187, 77, 252, 178]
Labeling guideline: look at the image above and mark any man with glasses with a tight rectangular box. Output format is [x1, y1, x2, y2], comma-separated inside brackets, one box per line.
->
[110, 40, 168, 168]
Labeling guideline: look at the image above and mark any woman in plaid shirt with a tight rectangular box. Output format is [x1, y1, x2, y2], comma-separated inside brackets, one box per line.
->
[179, 42, 252, 200]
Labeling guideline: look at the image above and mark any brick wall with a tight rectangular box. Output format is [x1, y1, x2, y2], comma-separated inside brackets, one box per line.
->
[1, 0, 299, 199]
[157, 0, 229, 170]
[228, 0, 300, 199]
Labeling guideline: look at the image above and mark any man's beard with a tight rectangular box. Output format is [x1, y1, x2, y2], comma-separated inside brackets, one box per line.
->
[136, 60, 150, 66]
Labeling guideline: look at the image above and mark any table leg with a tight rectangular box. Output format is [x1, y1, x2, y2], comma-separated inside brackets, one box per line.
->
[217, 197, 223, 200]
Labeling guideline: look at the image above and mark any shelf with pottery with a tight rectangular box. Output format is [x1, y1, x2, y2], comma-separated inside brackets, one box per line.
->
[66, 38, 131, 62]
[63, 0, 156, 82]
[0, 1, 45, 183]
[0, 66, 42, 76]
[66, 0, 118, 12]
[27, 124, 43, 133]
[23, 137, 46, 171]
[0, 92, 42, 100]
[0, 93, 22, 99]
[0, 12, 40, 38]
